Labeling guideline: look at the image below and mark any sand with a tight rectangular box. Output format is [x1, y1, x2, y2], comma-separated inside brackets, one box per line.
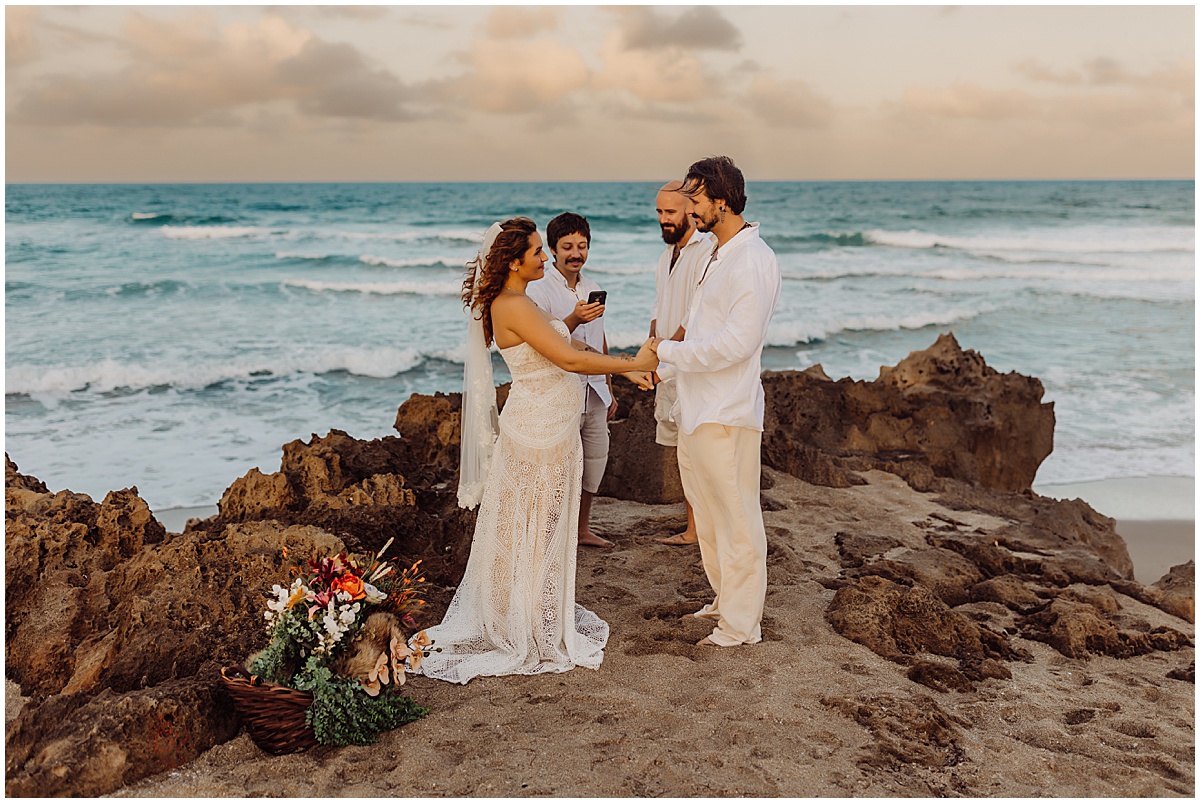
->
[105, 470, 1194, 798]
[1118, 520, 1196, 585]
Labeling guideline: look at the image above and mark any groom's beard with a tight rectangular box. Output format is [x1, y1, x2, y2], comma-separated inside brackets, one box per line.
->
[692, 210, 718, 233]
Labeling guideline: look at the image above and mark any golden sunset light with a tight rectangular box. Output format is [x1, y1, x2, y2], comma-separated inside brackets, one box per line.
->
[5, 3, 1194, 182]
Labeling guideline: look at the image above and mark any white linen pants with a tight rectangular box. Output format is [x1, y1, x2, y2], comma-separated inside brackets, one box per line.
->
[676, 422, 766, 646]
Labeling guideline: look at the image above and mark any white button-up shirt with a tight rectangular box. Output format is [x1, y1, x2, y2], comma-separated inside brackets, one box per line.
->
[526, 264, 613, 408]
[656, 223, 781, 434]
[653, 227, 713, 341]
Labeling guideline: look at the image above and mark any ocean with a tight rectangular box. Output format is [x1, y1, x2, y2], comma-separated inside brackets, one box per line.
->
[4, 181, 1194, 511]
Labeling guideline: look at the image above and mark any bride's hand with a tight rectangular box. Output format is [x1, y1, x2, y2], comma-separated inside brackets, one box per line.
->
[621, 370, 654, 391]
[635, 338, 659, 371]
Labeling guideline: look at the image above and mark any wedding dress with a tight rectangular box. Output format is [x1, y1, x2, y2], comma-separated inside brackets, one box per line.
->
[416, 318, 609, 684]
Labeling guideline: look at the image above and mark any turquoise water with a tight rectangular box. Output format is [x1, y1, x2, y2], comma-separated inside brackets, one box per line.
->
[5, 181, 1194, 508]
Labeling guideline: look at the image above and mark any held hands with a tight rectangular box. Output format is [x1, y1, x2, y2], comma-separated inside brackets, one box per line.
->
[634, 338, 659, 372]
[621, 337, 658, 389]
[621, 370, 654, 391]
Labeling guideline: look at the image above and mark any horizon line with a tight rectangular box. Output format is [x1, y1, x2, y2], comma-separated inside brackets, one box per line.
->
[6, 177, 1195, 186]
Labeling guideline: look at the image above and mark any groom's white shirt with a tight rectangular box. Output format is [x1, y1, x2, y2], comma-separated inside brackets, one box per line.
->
[526, 264, 613, 409]
[656, 223, 781, 435]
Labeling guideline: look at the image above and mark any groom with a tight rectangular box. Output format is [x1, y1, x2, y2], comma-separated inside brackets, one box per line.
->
[650, 156, 781, 647]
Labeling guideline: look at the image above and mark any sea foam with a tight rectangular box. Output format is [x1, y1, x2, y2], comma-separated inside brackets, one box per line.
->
[863, 226, 1194, 254]
[5, 347, 427, 396]
[283, 279, 461, 296]
[358, 255, 458, 269]
[161, 225, 278, 240]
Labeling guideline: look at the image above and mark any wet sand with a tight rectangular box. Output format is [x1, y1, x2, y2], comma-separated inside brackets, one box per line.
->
[1118, 519, 1195, 585]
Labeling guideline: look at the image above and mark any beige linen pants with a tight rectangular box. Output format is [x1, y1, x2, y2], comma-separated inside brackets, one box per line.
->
[580, 385, 610, 494]
[676, 422, 766, 646]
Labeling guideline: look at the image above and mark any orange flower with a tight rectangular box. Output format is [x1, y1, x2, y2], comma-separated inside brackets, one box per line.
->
[332, 574, 365, 601]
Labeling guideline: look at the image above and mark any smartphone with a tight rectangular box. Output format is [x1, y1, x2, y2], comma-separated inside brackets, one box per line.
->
[587, 290, 607, 305]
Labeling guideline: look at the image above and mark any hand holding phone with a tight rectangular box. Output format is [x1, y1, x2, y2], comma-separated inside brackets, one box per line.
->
[573, 290, 606, 323]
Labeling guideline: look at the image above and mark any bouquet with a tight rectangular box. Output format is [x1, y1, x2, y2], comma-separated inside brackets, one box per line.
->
[245, 537, 435, 746]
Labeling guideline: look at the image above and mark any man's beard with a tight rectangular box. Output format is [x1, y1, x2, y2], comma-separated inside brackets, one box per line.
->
[660, 221, 686, 245]
[692, 209, 718, 233]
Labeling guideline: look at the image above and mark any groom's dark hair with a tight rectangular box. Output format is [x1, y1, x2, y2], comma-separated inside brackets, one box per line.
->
[546, 212, 591, 253]
[682, 156, 746, 215]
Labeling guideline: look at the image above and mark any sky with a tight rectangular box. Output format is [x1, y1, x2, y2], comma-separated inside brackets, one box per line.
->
[4, 3, 1195, 182]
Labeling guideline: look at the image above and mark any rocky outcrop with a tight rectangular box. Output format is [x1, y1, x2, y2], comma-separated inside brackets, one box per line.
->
[5, 455, 48, 493]
[762, 333, 1054, 493]
[826, 575, 1026, 689]
[820, 693, 967, 768]
[200, 427, 473, 592]
[5, 674, 236, 798]
[1152, 561, 1195, 623]
[598, 382, 686, 504]
[4, 459, 352, 796]
[1017, 598, 1192, 659]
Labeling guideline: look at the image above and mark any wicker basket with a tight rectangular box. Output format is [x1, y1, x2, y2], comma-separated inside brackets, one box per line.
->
[219, 665, 321, 755]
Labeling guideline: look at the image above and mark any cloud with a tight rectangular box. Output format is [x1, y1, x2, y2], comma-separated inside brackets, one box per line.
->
[745, 75, 834, 128]
[1049, 89, 1194, 128]
[1129, 58, 1194, 96]
[1082, 56, 1125, 86]
[1019, 56, 1194, 95]
[254, 4, 391, 23]
[593, 96, 725, 126]
[276, 39, 412, 120]
[5, 6, 38, 70]
[610, 6, 742, 52]
[594, 33, 714, 104]
[8, 11, 413, 126]
[897, 82, 1039, 120]
[305, 6, 391, 22]
[434, 36, 590, 115]
[1016, 59, 1083, 86]
[485, 7, 559, 40]
[394, 10, 456, 31]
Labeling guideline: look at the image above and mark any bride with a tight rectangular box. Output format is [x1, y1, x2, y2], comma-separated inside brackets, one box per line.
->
[415, 217, 658, 684]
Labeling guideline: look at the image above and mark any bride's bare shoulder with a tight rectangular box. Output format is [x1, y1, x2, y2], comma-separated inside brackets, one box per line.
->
[489, 291, 525, 311]
[490, 291, 541, 318]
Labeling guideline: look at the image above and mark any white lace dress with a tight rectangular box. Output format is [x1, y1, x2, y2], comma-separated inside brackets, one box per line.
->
[416, 319, 609, 684]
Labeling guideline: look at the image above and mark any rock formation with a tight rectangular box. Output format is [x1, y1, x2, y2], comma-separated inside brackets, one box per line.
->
[196, 424, 474, 594]
[763, 333, 1055, 493]
[5, 455, 350, 796]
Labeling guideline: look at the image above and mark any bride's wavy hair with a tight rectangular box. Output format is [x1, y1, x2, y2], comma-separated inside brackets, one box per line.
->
[462, 216, 538, 347]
